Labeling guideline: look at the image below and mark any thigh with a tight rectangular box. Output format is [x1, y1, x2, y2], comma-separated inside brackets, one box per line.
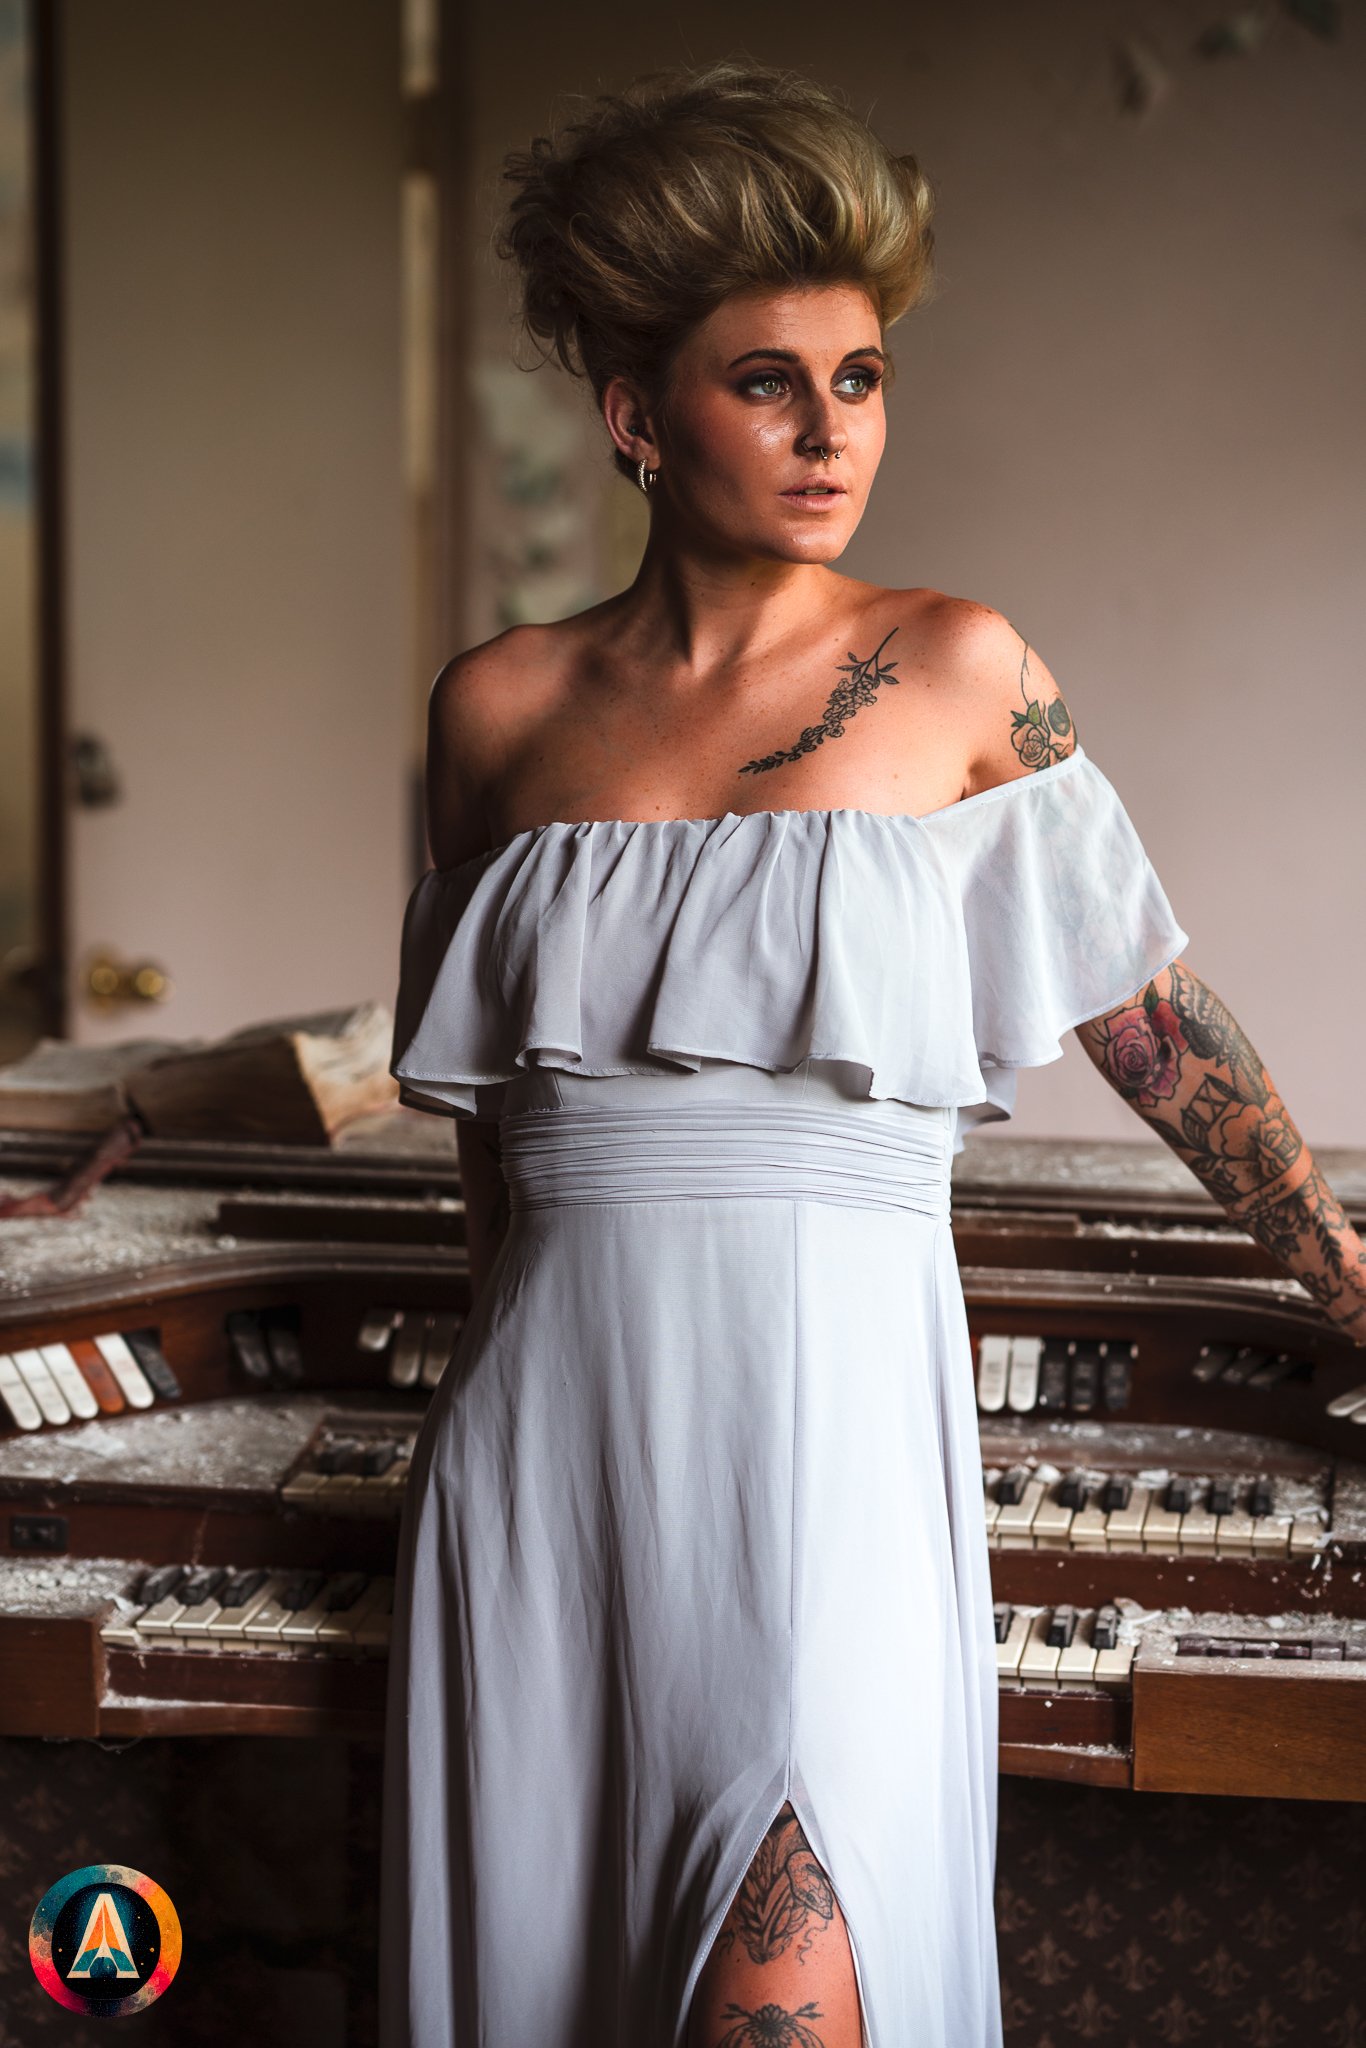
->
[686, 1803, 864, 2048]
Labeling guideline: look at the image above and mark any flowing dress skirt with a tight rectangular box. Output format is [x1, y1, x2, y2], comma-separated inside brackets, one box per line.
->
[378, 1060, 1003, 2048]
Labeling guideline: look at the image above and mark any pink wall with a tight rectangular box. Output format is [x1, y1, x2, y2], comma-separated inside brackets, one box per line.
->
[460, 0, 1366, 1149]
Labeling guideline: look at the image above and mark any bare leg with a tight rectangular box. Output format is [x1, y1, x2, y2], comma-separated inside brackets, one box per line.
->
[686, 1801, 864, 2048]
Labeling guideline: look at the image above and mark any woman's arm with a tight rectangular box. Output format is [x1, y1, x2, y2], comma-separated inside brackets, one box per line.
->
[1075, 958, 1366, 1346]
[456, 1116, 511, 1305]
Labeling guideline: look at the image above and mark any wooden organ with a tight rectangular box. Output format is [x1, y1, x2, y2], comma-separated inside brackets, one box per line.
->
[2, 1120, 1365, 1801]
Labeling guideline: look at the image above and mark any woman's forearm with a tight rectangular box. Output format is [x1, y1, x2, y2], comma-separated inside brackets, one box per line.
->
[455, 1116, 511, 1305]
[1075, 958, 1366, 1345]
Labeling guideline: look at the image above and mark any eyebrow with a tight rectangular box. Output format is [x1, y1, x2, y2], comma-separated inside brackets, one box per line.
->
[726, 345, 888, 369]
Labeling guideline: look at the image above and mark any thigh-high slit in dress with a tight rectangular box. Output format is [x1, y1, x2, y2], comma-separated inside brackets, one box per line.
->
[377, 744, 1188, 2048]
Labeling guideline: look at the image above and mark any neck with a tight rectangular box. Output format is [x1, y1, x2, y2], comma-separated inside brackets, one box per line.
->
[613, 515, 845, 683]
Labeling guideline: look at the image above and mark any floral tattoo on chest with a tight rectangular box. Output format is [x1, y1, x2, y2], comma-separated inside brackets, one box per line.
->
[737, 627, 900, 776]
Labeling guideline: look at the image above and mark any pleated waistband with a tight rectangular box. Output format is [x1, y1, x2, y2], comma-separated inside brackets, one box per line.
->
[499, 1100, 953, 1216]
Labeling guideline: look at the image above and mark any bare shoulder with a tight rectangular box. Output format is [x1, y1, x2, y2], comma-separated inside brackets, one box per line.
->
[916, 594, 1079, 797]
[425, 622, 568, 869]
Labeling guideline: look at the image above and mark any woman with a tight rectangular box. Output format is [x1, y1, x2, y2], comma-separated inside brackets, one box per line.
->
[380, 60, 1366, 2048]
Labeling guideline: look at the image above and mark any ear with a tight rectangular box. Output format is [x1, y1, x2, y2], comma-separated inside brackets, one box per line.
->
[601, 376, 660, 469]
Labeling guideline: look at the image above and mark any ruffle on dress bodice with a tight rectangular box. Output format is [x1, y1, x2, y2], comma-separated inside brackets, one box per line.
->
[388, 745, 1188, 1153]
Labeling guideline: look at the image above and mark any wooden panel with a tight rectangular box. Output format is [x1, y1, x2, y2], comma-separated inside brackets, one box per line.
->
[1134, 1665, 1366, 1800]
[0, 1611, 102, 1736]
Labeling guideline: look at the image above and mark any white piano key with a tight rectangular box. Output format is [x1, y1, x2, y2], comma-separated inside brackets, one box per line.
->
[1289, 1516, 1325, 1555]
[1251, 1515, 1292, 1555]
[208, 1572, 285, 1640]
[1177, 1503, 1219, 1555]
[975, 1334, 1010, 1413]
[92, 1331, 156, 1409]
[1213, 1507, 1257, 1556]
[1055, 1618, 1099, 1686]
[1018, 1609, 1061, 1688]
[315, 1576, 388, 1647]
[353, 1579, 394, 1653]
[1325, 1379, 1366, 1418]
[1029, 1487, 1074, 1549]
[1068, 1501, 1110, 1551]
[1141, 1501, 1183, 1551]
[358, 1305, 402, 1351]
[10, 1347, 71, 1425]
[1105, 1482, 1153, 1552]
[388, 1314, 425, 1389]
[995, 1478, 1047, 1549]
[281, 1573, 369, 1644]
[38, 1342, 100, 1421]
[995, 1606, 1033, 1682]
[1093, 1634, 1135, 1690]
[137, 1591, 191, 1638]
[1005, 1334, 1042, 1413]
[0, 1352, 44, 1430]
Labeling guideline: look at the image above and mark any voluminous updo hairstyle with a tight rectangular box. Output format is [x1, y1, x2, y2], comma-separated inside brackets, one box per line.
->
[495, 59, 937, 479]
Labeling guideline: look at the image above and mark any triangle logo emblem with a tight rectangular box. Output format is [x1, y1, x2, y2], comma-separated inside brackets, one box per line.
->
[65, 1892, 140, 1980]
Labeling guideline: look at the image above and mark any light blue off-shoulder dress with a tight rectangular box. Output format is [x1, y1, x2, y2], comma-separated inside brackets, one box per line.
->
[378, 745, 1187, 2048]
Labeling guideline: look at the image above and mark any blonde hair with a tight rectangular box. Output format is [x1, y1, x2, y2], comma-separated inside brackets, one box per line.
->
[496, 59, 937, 477]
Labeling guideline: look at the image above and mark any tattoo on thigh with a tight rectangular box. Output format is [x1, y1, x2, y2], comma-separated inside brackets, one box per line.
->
[713, 1806, 836, 1969]
[737, 629, 900, 776]
[713, 2000, 829, 2048]
[1007, 634, 1074, 771]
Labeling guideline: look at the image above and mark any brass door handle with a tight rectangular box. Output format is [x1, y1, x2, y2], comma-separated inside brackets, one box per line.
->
[83, 950, 173, 1007]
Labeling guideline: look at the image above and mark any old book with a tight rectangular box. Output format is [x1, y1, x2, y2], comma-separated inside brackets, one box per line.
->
[0, 1037, 182, 1132]
[124, 1003, 399, 1143]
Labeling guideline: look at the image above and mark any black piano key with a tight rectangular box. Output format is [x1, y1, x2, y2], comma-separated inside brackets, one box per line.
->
[179, 1566, 229, 1606]
[1101, 1342, 1135, 1412]
[1163, 1476, 1193, 1514]
[1091, 1604, 1121, 1652]
[324, 1572, 371, 1612]
[264, 1313, 305, 1387]
[993, 1602, 1013, 1643]
[279, 1570, 328, 1611]
[124, 1327, 182, 1401]
[361, 1442, 399, 1476]
[225, 1310, 273, 1384]
[1056, 1472, 1090, 1510]
[1208, 1479, 1236, 1517]
[1037, 1340, 1071, 1411]
[996, 1466, 1030, 1507]
[1069, 1342, 1102, 1413]
[1247, 1350, 1300, 1389]
[1176, 1634, 1212, 1656]
[1045, 1605, 1077, 1649]
[136, 1563, 189, 1605]
[1099, 1474, 1132, 1512]
[219, 1568, 269, 1609]
[1275, 1639, 1314, 1660]
[1248, 1476, 1275, 1517]
[317, 1439, 362, 1475]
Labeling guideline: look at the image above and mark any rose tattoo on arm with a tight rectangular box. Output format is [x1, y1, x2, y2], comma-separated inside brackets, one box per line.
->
[1077, 962, 1366, 1343]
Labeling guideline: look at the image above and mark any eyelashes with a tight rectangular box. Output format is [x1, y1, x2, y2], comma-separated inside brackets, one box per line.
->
[739, 368, 883, 400]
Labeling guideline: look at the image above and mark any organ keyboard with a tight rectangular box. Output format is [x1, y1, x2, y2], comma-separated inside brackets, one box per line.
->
[1, 1120, 1365, 1795]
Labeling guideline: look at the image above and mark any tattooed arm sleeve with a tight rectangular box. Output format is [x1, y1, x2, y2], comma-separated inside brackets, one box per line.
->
[1075, 960, 1366, 1346]
[455, 1116, 511, 1305]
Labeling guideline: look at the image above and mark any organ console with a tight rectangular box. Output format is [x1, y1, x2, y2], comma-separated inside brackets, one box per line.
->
[2, 1122, 1364, 1800]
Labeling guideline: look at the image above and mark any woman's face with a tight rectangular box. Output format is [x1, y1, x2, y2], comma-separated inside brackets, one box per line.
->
[614, 282, 889, 565]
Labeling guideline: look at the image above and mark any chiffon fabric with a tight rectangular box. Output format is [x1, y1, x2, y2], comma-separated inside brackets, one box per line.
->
[378, 746, 1188, 2048]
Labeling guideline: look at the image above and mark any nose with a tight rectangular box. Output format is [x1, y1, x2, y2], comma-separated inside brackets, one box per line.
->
[798, 406, 848, 458]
